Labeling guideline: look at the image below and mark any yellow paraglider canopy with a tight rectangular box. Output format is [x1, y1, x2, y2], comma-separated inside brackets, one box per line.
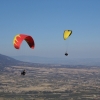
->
[63, 30, 72, 40]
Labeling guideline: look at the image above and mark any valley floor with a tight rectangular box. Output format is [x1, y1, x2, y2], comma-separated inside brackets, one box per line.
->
[0, 65, 100, 100]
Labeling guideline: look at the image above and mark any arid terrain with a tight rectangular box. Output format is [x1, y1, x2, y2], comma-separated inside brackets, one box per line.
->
[0, 65, 100, 100]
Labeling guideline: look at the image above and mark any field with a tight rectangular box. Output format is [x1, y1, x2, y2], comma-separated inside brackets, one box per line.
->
[0, 65, 100, 100]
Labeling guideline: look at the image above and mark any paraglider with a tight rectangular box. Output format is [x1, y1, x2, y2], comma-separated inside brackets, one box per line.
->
[63, 30, 72, 56]
[13, 34, 35, 76]
[13, 34, 35, 49]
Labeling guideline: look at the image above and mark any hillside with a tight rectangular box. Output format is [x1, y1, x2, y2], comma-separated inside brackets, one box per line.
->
[0, 54, 35, 69]
[0, 54, 53, 70]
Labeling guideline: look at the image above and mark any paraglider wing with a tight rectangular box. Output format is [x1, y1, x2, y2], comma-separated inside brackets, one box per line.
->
[63, 30, 72, 40]
[13, 34, 35, 49]
[63, 30, 72, 56]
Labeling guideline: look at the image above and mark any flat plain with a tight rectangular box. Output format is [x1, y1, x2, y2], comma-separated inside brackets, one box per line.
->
[0, 65, 100, 100]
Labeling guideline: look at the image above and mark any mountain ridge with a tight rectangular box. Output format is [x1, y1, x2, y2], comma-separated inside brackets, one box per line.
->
[0, 54, 35, 69]
[0, 53, 100, 70]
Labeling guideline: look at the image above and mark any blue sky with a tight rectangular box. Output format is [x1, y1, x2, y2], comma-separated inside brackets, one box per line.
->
[0, 0, 100, 59]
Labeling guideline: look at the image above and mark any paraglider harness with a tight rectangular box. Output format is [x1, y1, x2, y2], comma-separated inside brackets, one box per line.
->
[21, 70, 26, 75]
[65, 52, 68, 56]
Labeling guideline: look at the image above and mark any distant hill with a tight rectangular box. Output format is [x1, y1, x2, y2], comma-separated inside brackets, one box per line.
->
[0, 54, 36, 69]
[0, 54, 54, 70]
[0, 53, 100, 70]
